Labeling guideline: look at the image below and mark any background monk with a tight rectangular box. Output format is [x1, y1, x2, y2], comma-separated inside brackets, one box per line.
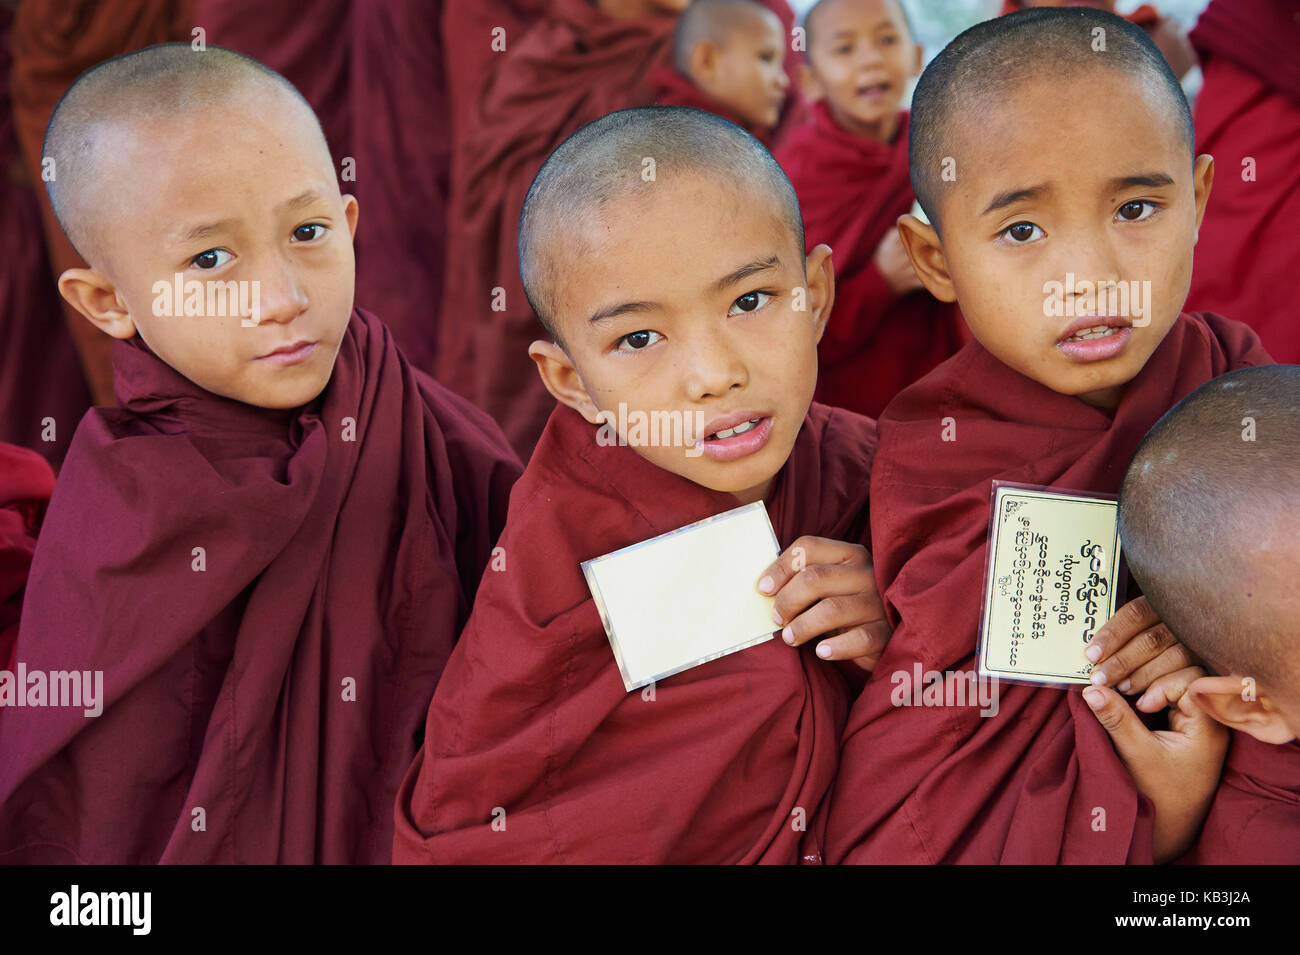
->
[823, 8, 1272, 865]
[0, 443, 54, 671]
[1113, 365, 1300, 864]
[1183, 0, 1300, 364]
[395, 106, 889, 864]
[0, 6, 88, 465]
[10, 0, 194, 407]
[777, 0, 962, 419]
[0, 45, 520, 864]
[651, 0, 791, 146]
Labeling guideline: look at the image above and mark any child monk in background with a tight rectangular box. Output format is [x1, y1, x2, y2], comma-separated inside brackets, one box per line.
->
[0, 45, 521, 864]
[824, 8, 1272, 865]
[1115, 365, 1300, 864]
[652, 0, 791, 146]
[1183, 0, 1300, 364]
[0, 443, 54, 670]
[395, 106, 889, 865]
[776, 0, 961, 419]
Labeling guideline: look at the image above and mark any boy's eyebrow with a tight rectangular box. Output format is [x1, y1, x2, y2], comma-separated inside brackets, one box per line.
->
[588, 300, 655, 325]
[981, 183, 1052, 216]
[172, 190, 328, 245]
[1106, 172, 1176, 191]
[710, 255, 781, 294]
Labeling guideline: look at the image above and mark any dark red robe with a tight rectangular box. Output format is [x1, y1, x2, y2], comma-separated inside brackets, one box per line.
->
[1183, 736, 1300, 864]
[775, 102, 963, 419]
[433, 0, 679, 458]
[824, 312, 1272, 864]
[1184, 0, 1300, 364]
[0, 310, 521, 863]
[0, 8, 89, 466]
[10, 0, 194, 407]
[393, 401, 876, 864]
[0, 443, 55, 672]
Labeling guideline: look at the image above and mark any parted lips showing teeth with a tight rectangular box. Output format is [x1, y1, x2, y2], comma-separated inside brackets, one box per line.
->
[706, 418, 763, 441]
[1063, 325, 1122, 342]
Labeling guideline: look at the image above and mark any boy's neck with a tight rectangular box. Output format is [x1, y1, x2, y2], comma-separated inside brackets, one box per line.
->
[1076, 383, 1126, 413]
[825, 99, 902, 144]
[733, 477, 774, 506]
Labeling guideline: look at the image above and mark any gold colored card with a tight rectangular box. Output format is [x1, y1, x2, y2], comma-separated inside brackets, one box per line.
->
[581, 502, 780, 692]
[978, 483, 1123, 686]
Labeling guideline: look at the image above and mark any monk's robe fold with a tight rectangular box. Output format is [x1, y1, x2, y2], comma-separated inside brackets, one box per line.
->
[0, 443, 55, 671]
[393, 401, 876, 864]
[434, 0, 677, 457]
[0, 310, 522, 864]
[1, 9, 88, 465]
[10, 0, 194, 406]
[1184, 0, 1300, 364]
[1000, 1, 1160, 29]
[824, 312, 1272, 864]
[1183, 736, 1300, 864]
[775, 103, 962, 419]
[348, 0, 450, 373]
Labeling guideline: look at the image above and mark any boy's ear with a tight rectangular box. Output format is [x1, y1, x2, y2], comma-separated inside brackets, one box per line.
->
[909, 41, 923, 78]
[342, 193, 360, 241]
[1188, 674, 1296, 744]
[896, 214, 956, 303]
[528, 340, 604, 426]
[798, 62, 824, 102]
[1191, 154, 1214, 240]
[687, 42, 720, 88]
[57, 269, 136, 339]
[803, 242, 835, 344]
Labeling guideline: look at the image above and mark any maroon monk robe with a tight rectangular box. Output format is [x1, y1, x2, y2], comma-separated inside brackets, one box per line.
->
[10, 0, 194, 407]
[824, 312, 1272, 864]
[434, 0, 678, 458]
[394, 401, 876, 864]
[0, 8, 89, 466]
[1182, 736, 1300, 864]
[0, 444, 55, 672]
[775, 103, 962, 419]
[348, 0, 450, 373]
[0, 310, 521, 864]
[1184, 0, 1300, 364]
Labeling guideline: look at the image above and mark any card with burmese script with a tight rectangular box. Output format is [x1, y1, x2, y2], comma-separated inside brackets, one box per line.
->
[581, 502, 780, 692]
[977, 483, 1124, 686]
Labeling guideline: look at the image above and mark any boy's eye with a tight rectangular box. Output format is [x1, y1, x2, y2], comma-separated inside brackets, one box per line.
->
[729, 290, 772, 315]
[292, 223, 327, 242]
[1000, 221, 1043, 244]
[1116, 200, 1157, 222]
[191, 249, 232, 270]
[617, 329, 662, 351]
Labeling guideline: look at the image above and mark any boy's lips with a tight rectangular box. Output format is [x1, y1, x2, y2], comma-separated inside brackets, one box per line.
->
[696, 411, 774, 462]
[856, 81, 892, 100]
[1056, 316, 1133, 363]
[255, 339, 318, 366]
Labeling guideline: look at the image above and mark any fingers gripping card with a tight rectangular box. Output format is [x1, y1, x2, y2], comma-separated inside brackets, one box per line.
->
[978, 482, 1123, 686]
[581, 502, 781, 692]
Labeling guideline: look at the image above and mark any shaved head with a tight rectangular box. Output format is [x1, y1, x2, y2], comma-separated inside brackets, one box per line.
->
[1120, 365, 1300, 683]
[673, 0, 779, 74]
[803, 0, 914, 60]
[909, 6, 1193, 231]
[517, 105, 805, 343]
[44, 42, 330, 265]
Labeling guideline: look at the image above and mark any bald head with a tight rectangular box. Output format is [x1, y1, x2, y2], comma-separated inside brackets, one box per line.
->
[44, 42, 329, 264]
[674, 0, 779, 74]
[909, 6, 1193, 231]
[1120, 365, 1300, 683]
[803, 0, 914, 60]
[517, 105, 805, 343]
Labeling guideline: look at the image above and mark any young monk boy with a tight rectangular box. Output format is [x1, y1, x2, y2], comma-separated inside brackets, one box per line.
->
[1115, 365, 1300, 864]
[0, 44, 521, 864]
[775, 0, 962, 419]
[651, 0, 791, 146]
[394, 105, 890, 865]
[823, 7, 1274, 864]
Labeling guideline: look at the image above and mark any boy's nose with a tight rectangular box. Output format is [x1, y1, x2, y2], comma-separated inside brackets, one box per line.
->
[682, 336, 748, 400]
[249, 267, 309, 326]
[1064, 231, 1123, 293]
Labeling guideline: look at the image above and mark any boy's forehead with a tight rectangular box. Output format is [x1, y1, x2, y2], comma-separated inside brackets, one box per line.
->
[945, 69, 1188, 208]
[813, 0, 907, 38]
